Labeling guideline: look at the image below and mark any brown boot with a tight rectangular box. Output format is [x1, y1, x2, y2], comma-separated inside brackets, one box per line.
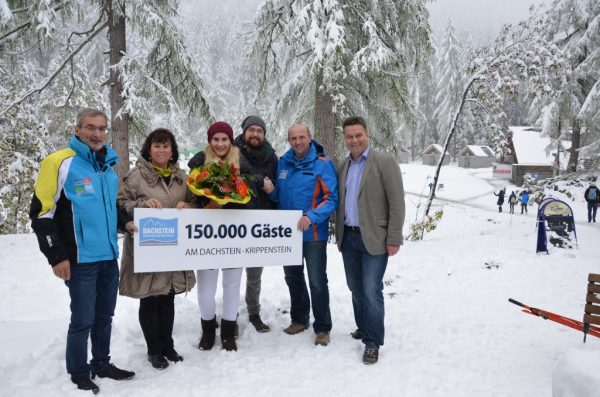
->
[221, 319, 238, 351]
[198, 317, 217, 350]
[314, 332, 330, 346]
[283, 323, 309, 335]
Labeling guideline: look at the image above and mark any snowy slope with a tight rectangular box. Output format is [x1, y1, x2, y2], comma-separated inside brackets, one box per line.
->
[1, 164, 599, 397]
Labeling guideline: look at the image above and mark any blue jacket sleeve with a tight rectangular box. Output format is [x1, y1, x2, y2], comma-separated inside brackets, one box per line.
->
[305, 157, 338, 225]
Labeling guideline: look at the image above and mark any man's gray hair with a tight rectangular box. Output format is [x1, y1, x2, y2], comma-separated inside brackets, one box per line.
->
[288, 123, 311, 137]
[76, 108, 108, 128]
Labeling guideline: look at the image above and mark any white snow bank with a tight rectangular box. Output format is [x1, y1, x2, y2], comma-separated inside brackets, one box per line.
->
[553, 345, 600, 397]
[1, 164, 599, 396]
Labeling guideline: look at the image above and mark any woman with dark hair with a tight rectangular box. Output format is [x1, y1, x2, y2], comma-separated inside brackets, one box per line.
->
[118, 128, 196, 370]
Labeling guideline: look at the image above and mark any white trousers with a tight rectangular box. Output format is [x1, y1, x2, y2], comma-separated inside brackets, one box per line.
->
[196, 268, 243, 321]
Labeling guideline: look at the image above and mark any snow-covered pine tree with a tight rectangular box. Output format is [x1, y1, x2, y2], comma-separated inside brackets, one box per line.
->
[249, 0, 433, 158]
[529, 0, 600, 171]
[433, 19, 467, 155]
[410, 39, 439, 160]
[0, 0, 212, 177]
[0, 83, 46, 234]
[179, 0, 263, 148]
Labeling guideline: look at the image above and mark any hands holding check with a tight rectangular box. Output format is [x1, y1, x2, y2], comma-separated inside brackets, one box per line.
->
[123, 198, 191, 236]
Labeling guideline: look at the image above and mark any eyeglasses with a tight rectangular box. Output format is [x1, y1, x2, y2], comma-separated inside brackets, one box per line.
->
[246, 127, 264, 135]
[82, 124, 109, 133]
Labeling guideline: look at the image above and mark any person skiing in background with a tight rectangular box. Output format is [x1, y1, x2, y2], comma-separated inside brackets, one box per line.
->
[519, 190, 529, 214]
[508, 191, 517, 214]
[494, 188, 505, 212]
[584, 181, 600, 223]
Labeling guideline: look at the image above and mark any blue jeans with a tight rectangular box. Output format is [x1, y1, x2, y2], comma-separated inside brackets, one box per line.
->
[65, 259, 119, 380]
[283, 240, 332, 333]
[588, 203, 598, 222]
[341, 230, 388, 350]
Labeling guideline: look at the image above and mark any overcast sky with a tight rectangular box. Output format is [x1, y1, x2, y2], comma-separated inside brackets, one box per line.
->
[428, 0, 548, 41]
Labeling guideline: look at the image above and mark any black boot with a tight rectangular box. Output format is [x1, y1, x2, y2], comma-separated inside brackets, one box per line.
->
[198, 317, 217, 351]
[73, 377, 99, 394]
[91, 364, 135, 380]
[221, 319, 238, 351]
[249, 313, 270, 332]
[147, 354, 169, 370]
[164, 347, 183, 362]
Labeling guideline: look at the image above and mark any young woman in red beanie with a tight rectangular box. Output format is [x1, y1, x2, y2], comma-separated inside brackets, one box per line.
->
[187, 121, 245, 351]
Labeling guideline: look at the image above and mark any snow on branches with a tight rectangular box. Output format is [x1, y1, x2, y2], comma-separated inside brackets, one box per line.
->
[249, 0, 433, 155]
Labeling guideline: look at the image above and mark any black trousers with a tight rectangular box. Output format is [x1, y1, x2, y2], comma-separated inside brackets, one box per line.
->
[139, 291, 175, 355]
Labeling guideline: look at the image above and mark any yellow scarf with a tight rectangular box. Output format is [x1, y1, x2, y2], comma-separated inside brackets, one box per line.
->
[153, 165, 172, 177]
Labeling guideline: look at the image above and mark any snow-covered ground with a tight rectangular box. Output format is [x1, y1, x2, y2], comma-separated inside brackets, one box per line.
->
[1, 163, 599, 396]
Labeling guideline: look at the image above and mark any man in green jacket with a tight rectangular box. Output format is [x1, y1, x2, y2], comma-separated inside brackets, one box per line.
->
[335, 116, 405, 365]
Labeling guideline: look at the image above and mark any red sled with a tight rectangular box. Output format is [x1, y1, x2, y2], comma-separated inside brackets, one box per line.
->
[509, 298, 600, 341]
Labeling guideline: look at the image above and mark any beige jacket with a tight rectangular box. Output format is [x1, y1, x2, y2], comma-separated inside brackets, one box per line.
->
[118, 157, 196, 299]
[336, 149, 405, 255]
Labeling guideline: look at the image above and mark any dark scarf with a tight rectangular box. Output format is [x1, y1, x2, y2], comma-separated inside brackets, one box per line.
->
[241, 138, 275, 164]
[94, 147, 107, 167]
[75, 135, 107, 168]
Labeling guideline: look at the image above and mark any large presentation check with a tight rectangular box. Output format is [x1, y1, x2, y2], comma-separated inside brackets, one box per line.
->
[133, 208, 303, 272]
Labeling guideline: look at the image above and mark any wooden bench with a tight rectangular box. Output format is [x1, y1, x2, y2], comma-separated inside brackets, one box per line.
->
[583, 273, 600, 342]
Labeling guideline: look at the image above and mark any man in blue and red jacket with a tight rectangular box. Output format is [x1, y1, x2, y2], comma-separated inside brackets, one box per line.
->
[264, 123, 338, 346]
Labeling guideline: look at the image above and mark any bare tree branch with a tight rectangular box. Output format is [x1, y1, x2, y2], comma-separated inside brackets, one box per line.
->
[0, 21, 108, 118]
[67, 8, 106, 49]
[0, 20, 32, 44]
[10, 6, 31, 15]
[0, 38, 41, 56]
[423, 74, 479, 219]
[62, 59, 76, 107]
[464, 98, 491, 113]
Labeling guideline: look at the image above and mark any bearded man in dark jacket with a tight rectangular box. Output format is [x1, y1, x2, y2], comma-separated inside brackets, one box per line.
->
[234, 115, 278, 332]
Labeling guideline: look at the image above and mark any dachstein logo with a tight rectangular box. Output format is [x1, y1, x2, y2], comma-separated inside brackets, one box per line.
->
[73, 177, 94, 195]
[139, 217, 178, 246]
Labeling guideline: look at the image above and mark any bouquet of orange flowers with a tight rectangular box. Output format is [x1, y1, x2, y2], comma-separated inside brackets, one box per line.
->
[187, 161, 254, 205]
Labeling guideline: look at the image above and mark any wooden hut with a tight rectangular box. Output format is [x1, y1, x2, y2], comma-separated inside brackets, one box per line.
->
[422, 144, 449, 166]
[395, 143, 410, 164]
[457, 145, 495, 168]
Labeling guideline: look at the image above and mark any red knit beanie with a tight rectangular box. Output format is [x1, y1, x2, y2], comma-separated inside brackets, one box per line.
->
[207, 121, 233, 143]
